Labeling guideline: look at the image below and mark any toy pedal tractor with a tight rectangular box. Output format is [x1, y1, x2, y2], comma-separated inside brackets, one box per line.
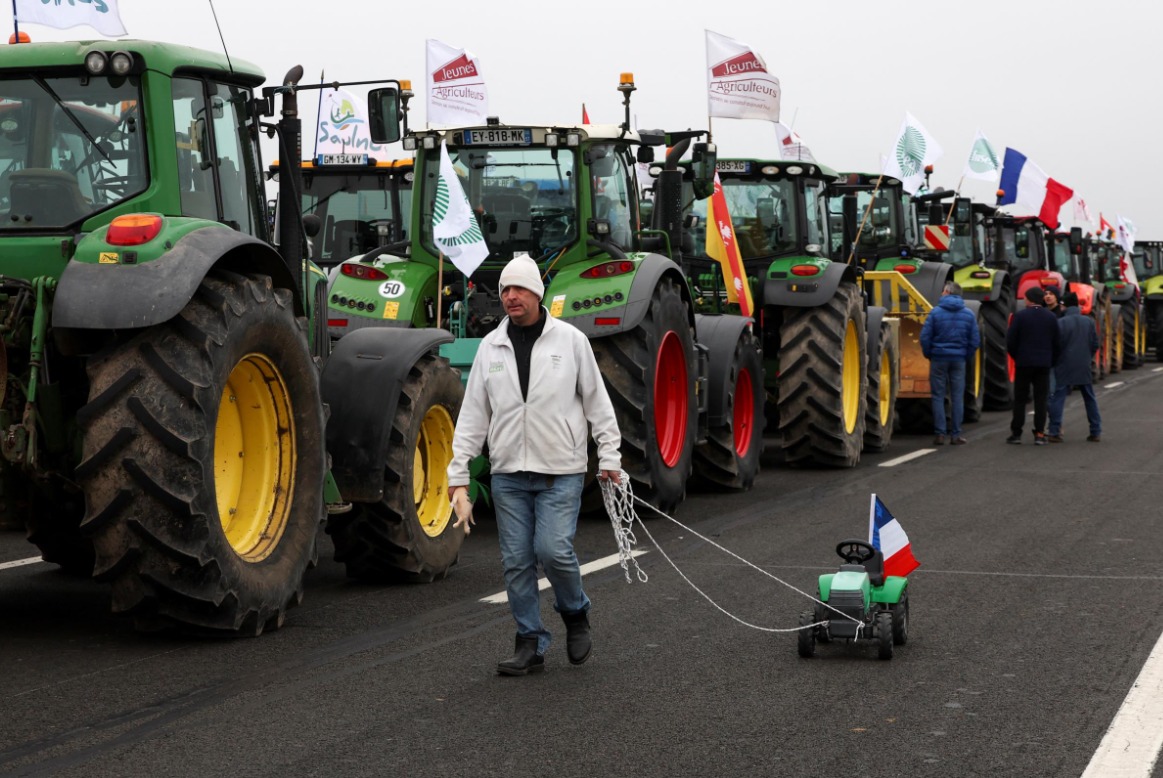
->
[798, 539, 910, 660]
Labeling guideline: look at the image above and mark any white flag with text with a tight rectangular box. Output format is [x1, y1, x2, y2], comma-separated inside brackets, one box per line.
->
[775, 122, 814, 162]
[15, 0, 126, 36]
[315, 87, 391, 157]
[961, 129, 1000, 183]
[426, 39, 489, 127]
[433, 142, 489, 276]
[706, 30, 780, 122]
[883, 112, 944, 195]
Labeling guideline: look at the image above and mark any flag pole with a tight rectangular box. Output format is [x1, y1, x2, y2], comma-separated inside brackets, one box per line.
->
[944, 175, 965, 227]
[10, 0, 19, 43]
[436, 252, 444, 329]
[847, 173, 884, 266]
[311, 70, 324, 160]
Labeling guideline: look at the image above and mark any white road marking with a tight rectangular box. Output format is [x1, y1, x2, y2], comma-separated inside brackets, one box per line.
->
[1153, 367, 1163, 374]
[1081, 624, 1163, 777]
[1105, 381, 1125, 389]
[878, 449, 936, 468]
[0, 556, 43, 571]
[480, 550, 647, 604]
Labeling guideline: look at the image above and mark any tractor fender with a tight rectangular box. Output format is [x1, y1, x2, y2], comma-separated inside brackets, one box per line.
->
[906, 261, 954, 307]
[568, 253, 693, 337]
[986, 269, 1011, 302]
[865, 305, 887, 359]
[321, 327, 455, 502]
[817, 573, 835, 602]
[693, 313, 756, 428]
[53, 227, 301, 331]
[871, 576, 909, 605]
[763, 260, 858, 308]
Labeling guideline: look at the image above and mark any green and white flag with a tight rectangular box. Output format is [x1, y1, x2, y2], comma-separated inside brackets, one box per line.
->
[433, 141, 489, 276]
[882, 112, 943, 195]
[962, 129, 1001, 183]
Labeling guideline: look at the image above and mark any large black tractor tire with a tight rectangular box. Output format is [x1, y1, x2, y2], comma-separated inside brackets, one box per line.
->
[863, 317, 899, 453]
[1120, 303, 1141, 370]
[326, 354, 465, 582]
[590, 276, 696, 516]
[1148, 301, 1163, 362]
[77, 272, 326, 636]
[980, 289, 1014, 411]
[777, 283, 867, 468]
[1099, 299, 1113, 378]
[25, 485, 93, 576]
[1109, 304, 1124, 374]
[693, 328, 764, 490]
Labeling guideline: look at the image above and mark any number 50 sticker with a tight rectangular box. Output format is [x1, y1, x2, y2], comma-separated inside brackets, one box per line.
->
[378, 280, 406, 298]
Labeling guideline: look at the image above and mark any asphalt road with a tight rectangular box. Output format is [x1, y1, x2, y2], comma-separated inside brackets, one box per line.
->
[2, 365, 1162, 778]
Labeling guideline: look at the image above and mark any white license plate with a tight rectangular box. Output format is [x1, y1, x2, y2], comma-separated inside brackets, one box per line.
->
[462, 128, 532, 146]
[717, 161, 751, 174]
[317, 153, 368, 166]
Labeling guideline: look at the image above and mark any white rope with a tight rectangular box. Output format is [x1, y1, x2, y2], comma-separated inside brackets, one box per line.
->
[599, 471, 863, 635]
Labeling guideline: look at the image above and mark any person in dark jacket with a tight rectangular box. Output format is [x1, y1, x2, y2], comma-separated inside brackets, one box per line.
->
[1043, 286, 1064, 318]
[1047, 292, 1102, 442]
[921, 281, 980, 445]
[1006, 286, 1062, 444]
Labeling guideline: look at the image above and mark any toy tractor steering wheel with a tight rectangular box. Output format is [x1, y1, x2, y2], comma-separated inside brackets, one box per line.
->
[836, 539, 876, 565]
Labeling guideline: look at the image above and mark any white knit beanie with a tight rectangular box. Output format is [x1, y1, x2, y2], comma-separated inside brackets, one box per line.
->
[498, 253, 545, 300]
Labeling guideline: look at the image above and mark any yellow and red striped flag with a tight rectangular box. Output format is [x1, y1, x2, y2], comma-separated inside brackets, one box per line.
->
[705, 172, 754, 317]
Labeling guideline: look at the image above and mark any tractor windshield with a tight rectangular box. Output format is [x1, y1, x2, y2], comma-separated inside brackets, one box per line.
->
[945, 220, 976, 267]
[0, 73, 146, 230]
[299, 168, 411, 267]
[1051, 237, 1074, 277]
[689, 177, 799, 258]
[1132, 246, 1158, 280]
[1008, 225, 1040, 274]
[419, 145, 576, 261]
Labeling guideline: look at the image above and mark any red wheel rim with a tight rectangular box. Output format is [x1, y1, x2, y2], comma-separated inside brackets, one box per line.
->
[733, 367, 755, 457]
[654, 331, 688, 468]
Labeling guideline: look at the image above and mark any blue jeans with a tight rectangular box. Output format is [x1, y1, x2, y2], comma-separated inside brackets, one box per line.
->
[930, 360, 966, 436]
[491, 472, 588, 655]
[1048, 383, 1102, 437]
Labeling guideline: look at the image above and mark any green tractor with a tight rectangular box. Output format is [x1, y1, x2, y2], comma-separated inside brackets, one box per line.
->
[267, 154, 415, 338]
[1091, 239, 1146, 370]
[831, 174, 978, 433]
[0, 40, 463, 633]
[327, 74, 765, 512]
[684, 158, 899, 463]
[1132, 240, 1163, 361]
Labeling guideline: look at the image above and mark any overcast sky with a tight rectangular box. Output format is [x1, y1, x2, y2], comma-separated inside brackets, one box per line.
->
[14, 0, 1162, 236]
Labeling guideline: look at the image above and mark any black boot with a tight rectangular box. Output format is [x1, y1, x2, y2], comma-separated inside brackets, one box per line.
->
[561, 610, 592, 665]
[497, 635, 544, 676]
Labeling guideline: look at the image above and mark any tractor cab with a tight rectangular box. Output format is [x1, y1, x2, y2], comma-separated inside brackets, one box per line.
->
[1132, 240, 1163, 283]
[829, 172, 919, 270]
[986, 215, 1062, 304]
[269, 156, 414, 274]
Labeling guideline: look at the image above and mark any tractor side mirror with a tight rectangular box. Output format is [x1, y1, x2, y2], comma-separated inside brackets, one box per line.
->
[1069, 226, 1083, 255]
[636, 146, 654, 164]
[368, 87, 402, 145]
[303, 213, 322, 239]
[690, 141, 717, 200]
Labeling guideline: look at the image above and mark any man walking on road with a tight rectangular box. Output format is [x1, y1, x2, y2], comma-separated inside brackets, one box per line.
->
[921, 281, 980, 445]
[1048, 292, 1102, 443]
[1006, 287, 1061, 445]
[447, 253, 622, 676]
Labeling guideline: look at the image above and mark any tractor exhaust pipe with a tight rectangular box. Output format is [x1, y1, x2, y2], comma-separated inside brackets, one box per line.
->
[276, 66, 305, 305]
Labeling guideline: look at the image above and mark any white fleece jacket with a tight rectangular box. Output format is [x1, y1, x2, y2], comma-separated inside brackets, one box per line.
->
[447, 311, 621, 484]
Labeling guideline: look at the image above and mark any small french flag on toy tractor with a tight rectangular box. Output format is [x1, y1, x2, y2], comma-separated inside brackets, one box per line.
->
[797, 495, 918, 660]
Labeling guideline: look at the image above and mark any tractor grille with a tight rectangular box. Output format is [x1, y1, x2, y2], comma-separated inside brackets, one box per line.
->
[827, 589, 865, 638]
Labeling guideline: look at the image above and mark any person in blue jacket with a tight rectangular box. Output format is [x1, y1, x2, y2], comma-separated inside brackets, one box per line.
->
[1006, 286, 1062, 445]
[1047, 292, 1102, 442]
[921, 281, 981, 445]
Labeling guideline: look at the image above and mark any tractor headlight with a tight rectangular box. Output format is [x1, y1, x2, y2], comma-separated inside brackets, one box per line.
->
[84, 50, 108, 75]
[110, 51, 134, 76]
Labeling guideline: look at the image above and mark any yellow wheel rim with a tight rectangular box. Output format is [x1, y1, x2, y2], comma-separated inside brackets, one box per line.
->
[842, 319, 860, 434]
[878, 348, 892, 428]
[413, 404, 456, 539]
[972, 348, 983, 397]
[215, 353, 296, 562]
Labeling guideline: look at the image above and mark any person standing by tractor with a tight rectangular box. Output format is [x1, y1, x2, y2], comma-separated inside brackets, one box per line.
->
[1006, 287, 1062, 445]
[1043, 286, 1064, 318]
[447, 253, 623, 676]
[921, 281, 981, 445]
[1047, 292, 1102, 443]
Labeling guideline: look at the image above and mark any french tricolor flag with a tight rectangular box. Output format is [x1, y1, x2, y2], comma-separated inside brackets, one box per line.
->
[996, 148, 1074, 229]
[869, 494, 920, 578]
